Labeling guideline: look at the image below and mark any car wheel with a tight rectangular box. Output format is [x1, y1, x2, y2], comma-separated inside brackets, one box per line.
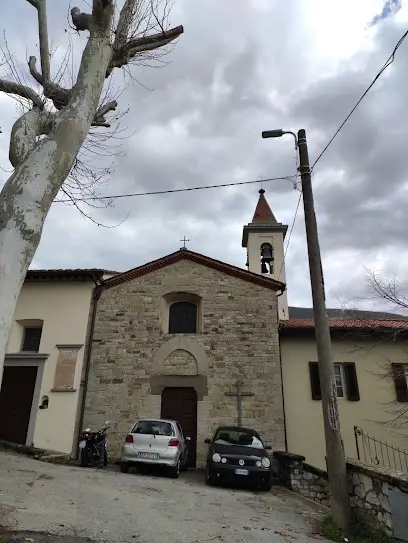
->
[205, 468, 216, 486]
[260, 478, 272, 492]
[181, 452, 189, 471]
[170, 459, 180, 479]
[120, 463, 130, 474]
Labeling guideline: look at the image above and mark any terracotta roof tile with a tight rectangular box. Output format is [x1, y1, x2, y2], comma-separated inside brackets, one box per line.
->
[283, 318, 408, 330]
[25, 269, 107, 282]
[252, 189, 277, 223]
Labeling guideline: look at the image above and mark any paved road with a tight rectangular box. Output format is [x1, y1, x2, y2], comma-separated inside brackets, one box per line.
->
[0, 451, 329, 543]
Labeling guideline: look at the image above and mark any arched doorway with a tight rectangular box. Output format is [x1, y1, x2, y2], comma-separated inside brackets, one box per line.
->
[161, 387, 197, 468]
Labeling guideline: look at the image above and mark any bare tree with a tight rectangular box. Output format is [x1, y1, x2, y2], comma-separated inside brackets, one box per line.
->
[364, 268, 408, 428]
[0, 0, 183, 384]
[342, 268, 408, 429]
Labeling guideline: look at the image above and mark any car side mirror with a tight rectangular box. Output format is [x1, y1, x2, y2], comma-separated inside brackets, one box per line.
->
[204, 438, 211, 444]
[266, 445, 272, 450]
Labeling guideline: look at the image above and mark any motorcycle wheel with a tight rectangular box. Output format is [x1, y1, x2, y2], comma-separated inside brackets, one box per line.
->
[80, 448, 89, 467]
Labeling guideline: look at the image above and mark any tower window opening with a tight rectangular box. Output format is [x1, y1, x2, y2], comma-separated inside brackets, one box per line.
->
[260, 243, 274, 274]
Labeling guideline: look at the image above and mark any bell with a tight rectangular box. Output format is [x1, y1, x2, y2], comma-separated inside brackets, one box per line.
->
[261, 261, 269, 274]
[260, 244, 273, 263]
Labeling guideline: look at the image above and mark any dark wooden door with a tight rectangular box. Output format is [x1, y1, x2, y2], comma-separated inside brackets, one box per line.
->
[0, 366, 37, 444]
[161, 387, 198, 467]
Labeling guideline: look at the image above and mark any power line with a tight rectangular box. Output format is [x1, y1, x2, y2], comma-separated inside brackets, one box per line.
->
[55, 175, 296, 203]
[311, 28, 408, 171]
[278, 188, 302, 282]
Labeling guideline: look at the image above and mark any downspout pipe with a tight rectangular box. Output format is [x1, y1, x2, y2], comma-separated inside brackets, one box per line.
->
[71, 276, 102, 459]
[277, 287, 288, 452]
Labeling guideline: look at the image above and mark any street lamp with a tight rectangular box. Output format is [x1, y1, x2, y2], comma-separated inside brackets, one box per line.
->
[262, 129, 298, 148]
[262, 128, 351, 529]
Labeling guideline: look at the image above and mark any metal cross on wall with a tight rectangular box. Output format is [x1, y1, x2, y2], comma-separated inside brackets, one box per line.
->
[180, 236, 190, 249]
[225, 380, 254, 427]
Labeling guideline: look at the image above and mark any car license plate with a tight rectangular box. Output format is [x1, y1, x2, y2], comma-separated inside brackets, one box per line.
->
[79, 440, 86, 449]
[138, 452, 159, 459]
[234, 468, 249, 476]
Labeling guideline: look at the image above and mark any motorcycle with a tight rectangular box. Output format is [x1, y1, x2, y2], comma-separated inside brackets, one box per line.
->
[78, 422, 110, 468]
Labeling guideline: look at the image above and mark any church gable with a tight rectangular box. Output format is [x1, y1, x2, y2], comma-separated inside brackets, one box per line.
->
[101, 249, 285, 293]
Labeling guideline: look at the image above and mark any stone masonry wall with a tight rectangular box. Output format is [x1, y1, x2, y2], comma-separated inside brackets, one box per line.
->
[273, 452, 329, 506]
[84, 259, 284, 465]
[348, 459, 408, 538]
[163, 349, 197, 375]
[274, 452, 408, 539]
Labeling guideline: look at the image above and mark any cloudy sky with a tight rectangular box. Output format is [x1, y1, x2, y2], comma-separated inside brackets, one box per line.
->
[1, 0, 408, 313]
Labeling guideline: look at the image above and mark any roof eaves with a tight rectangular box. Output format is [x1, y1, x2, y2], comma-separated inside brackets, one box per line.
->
[101, 249, 286, 292]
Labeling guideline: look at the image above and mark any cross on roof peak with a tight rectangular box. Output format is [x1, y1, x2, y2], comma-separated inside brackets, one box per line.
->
[180, 236, 190, 250]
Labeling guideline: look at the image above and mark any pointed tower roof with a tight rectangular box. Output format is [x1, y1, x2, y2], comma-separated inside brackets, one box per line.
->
[242, 189, 288, 247]
[252, 189, 277, 223]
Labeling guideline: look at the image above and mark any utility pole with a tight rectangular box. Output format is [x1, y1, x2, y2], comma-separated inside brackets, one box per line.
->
[297, 129, 351, 529]
[262, 128, 351, 529]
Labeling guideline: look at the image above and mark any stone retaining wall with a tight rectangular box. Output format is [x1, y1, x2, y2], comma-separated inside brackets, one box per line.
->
[273, 452, 408, 540]
[348, 459, 408, 538]
[273, 451, 329, 506]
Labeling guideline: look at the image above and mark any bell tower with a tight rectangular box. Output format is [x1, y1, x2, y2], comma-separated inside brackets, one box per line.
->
[242, 189, 289, 320]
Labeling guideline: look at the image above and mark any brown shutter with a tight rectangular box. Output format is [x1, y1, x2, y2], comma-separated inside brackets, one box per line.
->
[344, 363, 360, 401]
[309, 362, 321, 400]
[392, 364, 408, 403]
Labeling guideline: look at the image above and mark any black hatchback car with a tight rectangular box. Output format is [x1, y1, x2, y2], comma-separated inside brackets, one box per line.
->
[204, 426, 272, 491]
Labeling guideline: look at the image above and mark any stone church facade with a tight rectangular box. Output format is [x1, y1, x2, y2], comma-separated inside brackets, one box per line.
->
[84, 249, 286, 467]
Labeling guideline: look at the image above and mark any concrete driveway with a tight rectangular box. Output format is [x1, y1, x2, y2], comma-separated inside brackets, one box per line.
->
[0, 451, 330, 543]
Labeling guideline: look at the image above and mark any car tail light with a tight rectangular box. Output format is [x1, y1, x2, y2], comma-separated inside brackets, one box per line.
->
[168, 439, 179, 447]
[125, 434, 133, 443]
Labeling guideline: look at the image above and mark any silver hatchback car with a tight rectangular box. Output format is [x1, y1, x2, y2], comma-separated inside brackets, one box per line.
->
[120, 419, 190, 478]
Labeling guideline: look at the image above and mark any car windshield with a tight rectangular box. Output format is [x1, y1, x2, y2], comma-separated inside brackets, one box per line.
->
[213, 429, 264, 449]
[132, 420, 174, 436]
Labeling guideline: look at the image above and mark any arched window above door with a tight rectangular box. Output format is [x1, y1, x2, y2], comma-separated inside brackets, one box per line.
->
[161, 292, 202, 334]
[169, 301, 197, 334]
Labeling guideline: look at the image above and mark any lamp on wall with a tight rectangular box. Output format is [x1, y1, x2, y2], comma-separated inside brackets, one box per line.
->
[39, 395, 49, 409]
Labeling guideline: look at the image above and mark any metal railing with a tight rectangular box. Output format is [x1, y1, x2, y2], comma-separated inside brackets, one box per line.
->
[354, 426, 408, 472]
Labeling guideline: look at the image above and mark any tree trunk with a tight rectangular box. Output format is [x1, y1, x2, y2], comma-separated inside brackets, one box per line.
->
[0, 30, 112, 387]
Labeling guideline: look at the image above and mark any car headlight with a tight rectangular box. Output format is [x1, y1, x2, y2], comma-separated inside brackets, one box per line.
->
[221, 457, 227, 464]
[256, 460, 262, 467]
[212, 453, 221, 463]
[262, 457, 271, 468]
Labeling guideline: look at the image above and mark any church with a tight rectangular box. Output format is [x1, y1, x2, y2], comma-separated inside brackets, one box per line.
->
[82, 189, 408, 469]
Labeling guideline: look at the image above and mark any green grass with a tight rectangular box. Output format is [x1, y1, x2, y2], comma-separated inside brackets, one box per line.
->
[322, 516, 395, 543]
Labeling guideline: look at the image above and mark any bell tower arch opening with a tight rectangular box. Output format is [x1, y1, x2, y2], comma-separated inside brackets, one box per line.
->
[242, 189, 289, 320]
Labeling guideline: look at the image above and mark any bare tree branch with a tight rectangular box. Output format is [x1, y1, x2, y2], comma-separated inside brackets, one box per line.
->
[92, 99, 118, 127]
[28, 56, 71, 109]
[114, 0, 138, 49]
[365, 268, 408, 312]
[37, 0, 51, 81]
[9, 108, 55, 167]
[108, 24, 183, 74]
[0, 78, 43, 108]
[71, 7, 93, 32]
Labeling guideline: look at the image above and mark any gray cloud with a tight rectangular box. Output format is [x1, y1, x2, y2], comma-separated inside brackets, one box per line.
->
[1, 1, 408, 315]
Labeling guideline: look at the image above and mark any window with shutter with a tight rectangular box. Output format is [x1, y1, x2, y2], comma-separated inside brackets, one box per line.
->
[392, 364, 408, 403]
[344, 362, 360, 401]
[169, 302, 197, 334]
[309, 362, 359, 401]
[309, 362, 321, 400]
